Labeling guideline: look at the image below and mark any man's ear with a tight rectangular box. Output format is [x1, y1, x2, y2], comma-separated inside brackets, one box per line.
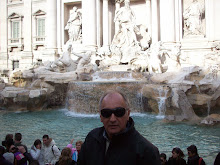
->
[127, 109, 130, 120]
[100, 114, 103, 122]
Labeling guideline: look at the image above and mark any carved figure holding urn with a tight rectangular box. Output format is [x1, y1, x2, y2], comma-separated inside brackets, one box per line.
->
[65, 6, 82, 43]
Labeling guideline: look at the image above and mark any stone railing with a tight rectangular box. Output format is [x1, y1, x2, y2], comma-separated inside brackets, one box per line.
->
[33, 36, 45, 50]
[8, 38, 24, 52]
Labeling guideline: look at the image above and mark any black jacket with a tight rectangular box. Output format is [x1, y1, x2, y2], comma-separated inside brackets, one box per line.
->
[167, 157, 186, 165]
[55, 159, 76, 165]
[187, 155, 205, 165]
[77, 117, 160, 165]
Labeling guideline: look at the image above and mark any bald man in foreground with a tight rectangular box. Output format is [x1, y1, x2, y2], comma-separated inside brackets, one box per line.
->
[78, 90, 160, 165]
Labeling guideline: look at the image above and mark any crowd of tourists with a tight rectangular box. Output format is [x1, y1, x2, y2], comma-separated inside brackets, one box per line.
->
[160, 146, 219, 165]
[1, 133, 219, 165]
[1, 91, 220, 165]
[0, 133, 82, 165]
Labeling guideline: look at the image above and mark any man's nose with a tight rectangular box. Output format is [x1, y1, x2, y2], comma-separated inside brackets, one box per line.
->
[109, 113, 117, 121]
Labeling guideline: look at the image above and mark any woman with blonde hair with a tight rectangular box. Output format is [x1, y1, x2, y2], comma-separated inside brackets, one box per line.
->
[66, 139, 83, 162]
[55, 147, 76, 165]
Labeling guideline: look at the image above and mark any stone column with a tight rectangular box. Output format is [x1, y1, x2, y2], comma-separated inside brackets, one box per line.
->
[115, 0, 120, 33]
[57, 0, 62, 54]
[44, 0, 57, 61]
[175, 0, 182, 41]
[61, 2, 66, 49]
[22, 0, 33, 67]
[82, 0, 97, 49]
[0, 0, 8, 69]
[7, 19, 11, 51]
[103, 0, 109, 47]
[151, 0, 159, 43]
[160, 0, 175, 42]
[205, 0, 220, 40]
[96, 0, 101, 48]
[23, 0, 32, 52]
[145, 0, 151, 35]
[213, 0, 220, 40]
[46, 0, 57, 49]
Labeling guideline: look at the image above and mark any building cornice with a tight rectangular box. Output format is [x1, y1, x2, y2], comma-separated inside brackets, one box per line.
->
[7, 0, 23, 7]
[33, 10, 46, 16]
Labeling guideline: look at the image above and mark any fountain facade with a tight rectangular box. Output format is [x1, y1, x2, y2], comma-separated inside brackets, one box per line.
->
[66, 79, 151, 114]
[0, 0, 220, 125]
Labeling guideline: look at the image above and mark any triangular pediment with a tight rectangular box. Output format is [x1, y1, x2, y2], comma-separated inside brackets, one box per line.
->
[33, 10, 46, 16]
[8, 12, 22, 19]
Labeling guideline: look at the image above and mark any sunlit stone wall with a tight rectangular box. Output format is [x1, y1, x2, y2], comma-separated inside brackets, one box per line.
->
[0, 0, 220, 73]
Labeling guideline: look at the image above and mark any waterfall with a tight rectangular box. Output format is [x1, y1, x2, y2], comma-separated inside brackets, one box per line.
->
[136, 87, 144, 112]
[157, 87, 168, 118]
[66, 81, 146, 113]
[195, 84, 201, 94]
[207, 100, 211, 116]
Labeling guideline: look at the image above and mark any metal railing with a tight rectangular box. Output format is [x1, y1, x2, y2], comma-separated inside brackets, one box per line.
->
[35, 36, 45, 41]
[8, 38, 23, 44]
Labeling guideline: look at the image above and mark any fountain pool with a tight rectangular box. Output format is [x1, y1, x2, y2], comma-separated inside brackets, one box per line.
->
[0, 108, 219, 165]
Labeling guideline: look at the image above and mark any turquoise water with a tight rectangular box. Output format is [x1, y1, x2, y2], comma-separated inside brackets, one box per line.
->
[0, 108, 219, 165]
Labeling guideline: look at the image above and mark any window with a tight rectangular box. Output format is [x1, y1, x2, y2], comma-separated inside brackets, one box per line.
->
[8, 12, 24, 51]
[33, 9, 46, 49]
[13, 61, 19, 70]
[12, 21, 20, 43]
[37, 18, 45, 41]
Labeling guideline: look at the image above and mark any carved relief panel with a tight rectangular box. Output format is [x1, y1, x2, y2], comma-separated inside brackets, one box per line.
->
[183, 0, 206, 37]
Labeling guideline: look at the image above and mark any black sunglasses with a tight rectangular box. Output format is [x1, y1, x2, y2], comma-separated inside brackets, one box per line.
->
[101, 107, 126, 118]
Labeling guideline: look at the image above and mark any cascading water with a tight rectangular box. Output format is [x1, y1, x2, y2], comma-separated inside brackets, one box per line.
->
[195, 84, 201, 94]
[157, 86, 168, 118]
[136, 88, 144, 112]
[207, 100, 211, 116]
[66, 80, 147, 113]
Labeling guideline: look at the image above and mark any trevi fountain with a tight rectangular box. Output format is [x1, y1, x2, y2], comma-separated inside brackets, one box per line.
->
[0, 0, 219, 164]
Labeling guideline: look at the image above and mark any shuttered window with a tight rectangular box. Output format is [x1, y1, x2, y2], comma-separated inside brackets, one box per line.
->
[12, 21, 19, 41]
[37, 18, 45, 37]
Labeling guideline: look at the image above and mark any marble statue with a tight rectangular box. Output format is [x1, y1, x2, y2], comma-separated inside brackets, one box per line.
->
[164, 44, 181, 72]
[50, 44, 77, 72]
[139, 25, 151, 51]
[147, 42, 165, 74]
[54, 44, 72, 67]
[72, 51, 93, 73]
[112, 0, 139, 49]
[65, 6, 82, 43]
[183, 0, 205, 36]
[130, 51, 149, 72]
[110, 0, 141, 65]
[94, 46, 121, 70]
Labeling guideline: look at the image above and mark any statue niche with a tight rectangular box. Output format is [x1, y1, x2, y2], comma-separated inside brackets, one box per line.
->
[183, 0, 205, 37]
[65, 6, 82, 44]
[110, 0, 151, 65]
